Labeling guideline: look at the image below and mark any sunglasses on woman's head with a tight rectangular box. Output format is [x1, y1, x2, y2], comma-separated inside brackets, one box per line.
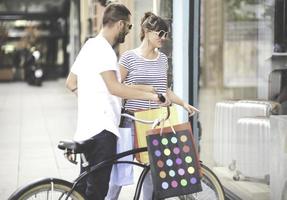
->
[154, 30, 168, 39]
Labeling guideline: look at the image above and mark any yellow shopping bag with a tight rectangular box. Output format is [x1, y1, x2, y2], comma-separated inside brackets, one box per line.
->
[134, 106, 179, 163]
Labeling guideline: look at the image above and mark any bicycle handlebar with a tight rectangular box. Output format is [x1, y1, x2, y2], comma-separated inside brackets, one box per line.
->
[121, 106, 171, 128]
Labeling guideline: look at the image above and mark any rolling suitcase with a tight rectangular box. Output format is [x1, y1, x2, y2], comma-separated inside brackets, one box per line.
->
[270, 116, 287, 200]
[235, 117, 270, 178]
[213, 100, 236, 166]
[230, 100, 278, 165]
[213, 100, 279, 170]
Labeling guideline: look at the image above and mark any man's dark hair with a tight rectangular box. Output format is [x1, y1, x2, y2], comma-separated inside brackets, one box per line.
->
[102, 3, 131, 27]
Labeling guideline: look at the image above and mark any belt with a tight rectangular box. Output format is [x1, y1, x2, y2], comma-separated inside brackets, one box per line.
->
[123, 108, 158, 116]
[122, 109, 135, 116]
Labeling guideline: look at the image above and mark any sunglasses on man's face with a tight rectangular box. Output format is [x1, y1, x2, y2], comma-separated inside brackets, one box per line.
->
[123, 21, 132, 30]
[127, 24, 132, 30]
[154, 30, 168, 39]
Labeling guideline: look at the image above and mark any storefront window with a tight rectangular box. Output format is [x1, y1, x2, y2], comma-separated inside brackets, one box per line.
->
[200, 0, 286, 198]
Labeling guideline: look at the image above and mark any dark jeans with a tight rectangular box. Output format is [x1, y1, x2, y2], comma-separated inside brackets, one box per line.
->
[76, 130, 117, 200]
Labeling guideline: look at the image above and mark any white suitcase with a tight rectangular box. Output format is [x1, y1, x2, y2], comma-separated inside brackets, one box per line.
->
[235, 117, 270, 178]
[213, 100, 279, 168]
[270, 116, 287, 200]
[230, 100, 276, 163]
[213, 100, 236, 166]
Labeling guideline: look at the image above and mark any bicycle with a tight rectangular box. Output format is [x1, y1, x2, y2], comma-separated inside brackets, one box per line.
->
[8, 106, 226, 200]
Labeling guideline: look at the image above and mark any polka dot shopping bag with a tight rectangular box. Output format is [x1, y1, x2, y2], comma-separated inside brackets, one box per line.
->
[146, 122, 202, 199]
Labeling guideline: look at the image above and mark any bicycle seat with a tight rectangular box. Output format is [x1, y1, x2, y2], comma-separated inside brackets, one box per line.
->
[58, 140, 86, 153]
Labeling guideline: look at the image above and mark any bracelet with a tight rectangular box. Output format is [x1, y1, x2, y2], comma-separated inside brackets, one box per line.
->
[71, 87, 78, 92]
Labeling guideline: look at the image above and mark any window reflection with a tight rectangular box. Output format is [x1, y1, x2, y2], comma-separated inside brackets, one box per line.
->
[200, 0, 286, 199]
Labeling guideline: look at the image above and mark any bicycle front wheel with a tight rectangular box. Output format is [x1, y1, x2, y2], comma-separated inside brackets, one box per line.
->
[8, 178, 85, 200]
[166, 164, 225, 200]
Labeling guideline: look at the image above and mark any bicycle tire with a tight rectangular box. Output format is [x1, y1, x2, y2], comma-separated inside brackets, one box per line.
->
[8, 178, 85, 200]
[165, 164, 225, 200]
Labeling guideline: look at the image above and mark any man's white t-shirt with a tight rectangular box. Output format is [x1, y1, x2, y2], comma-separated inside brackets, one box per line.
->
[71, 34, 122, 141]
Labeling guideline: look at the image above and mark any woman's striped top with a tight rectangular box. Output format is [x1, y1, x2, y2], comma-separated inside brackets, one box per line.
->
[119, 49, 168, 111]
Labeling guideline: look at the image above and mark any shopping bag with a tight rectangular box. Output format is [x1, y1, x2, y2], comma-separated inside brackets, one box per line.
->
[110, 128, 134, 186]
[134, 106, 179, 163]
[146, 122, 202, 199]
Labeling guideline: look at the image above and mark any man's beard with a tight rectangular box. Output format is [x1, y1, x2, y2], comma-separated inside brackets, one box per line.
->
[114, 31, 126, 46]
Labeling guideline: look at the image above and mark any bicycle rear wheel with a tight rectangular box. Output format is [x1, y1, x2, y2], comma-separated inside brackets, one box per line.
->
[8, 178, 85, 200]
[165, 164, 225, 200]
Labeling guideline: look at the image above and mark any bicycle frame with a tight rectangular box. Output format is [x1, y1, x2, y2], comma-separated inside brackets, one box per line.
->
[64, 107, 171, 199]
[9, 106, 226, 200]
[65, 147, 149, 200]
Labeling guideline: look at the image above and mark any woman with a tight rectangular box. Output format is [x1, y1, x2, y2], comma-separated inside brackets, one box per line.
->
[106, 12, 199, 200]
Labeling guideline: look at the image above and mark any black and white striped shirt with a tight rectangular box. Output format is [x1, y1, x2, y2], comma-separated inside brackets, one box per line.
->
[119, 49, 168, 111]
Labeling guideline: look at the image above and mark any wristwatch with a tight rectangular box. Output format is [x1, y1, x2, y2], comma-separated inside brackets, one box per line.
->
[157, 94, 165, 103]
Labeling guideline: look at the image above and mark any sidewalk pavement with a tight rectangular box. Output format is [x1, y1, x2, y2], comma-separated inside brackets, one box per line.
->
[0, 79, 137, 199]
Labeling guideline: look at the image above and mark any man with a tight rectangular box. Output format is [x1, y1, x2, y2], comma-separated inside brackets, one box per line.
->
[66, 3, 165, 200]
